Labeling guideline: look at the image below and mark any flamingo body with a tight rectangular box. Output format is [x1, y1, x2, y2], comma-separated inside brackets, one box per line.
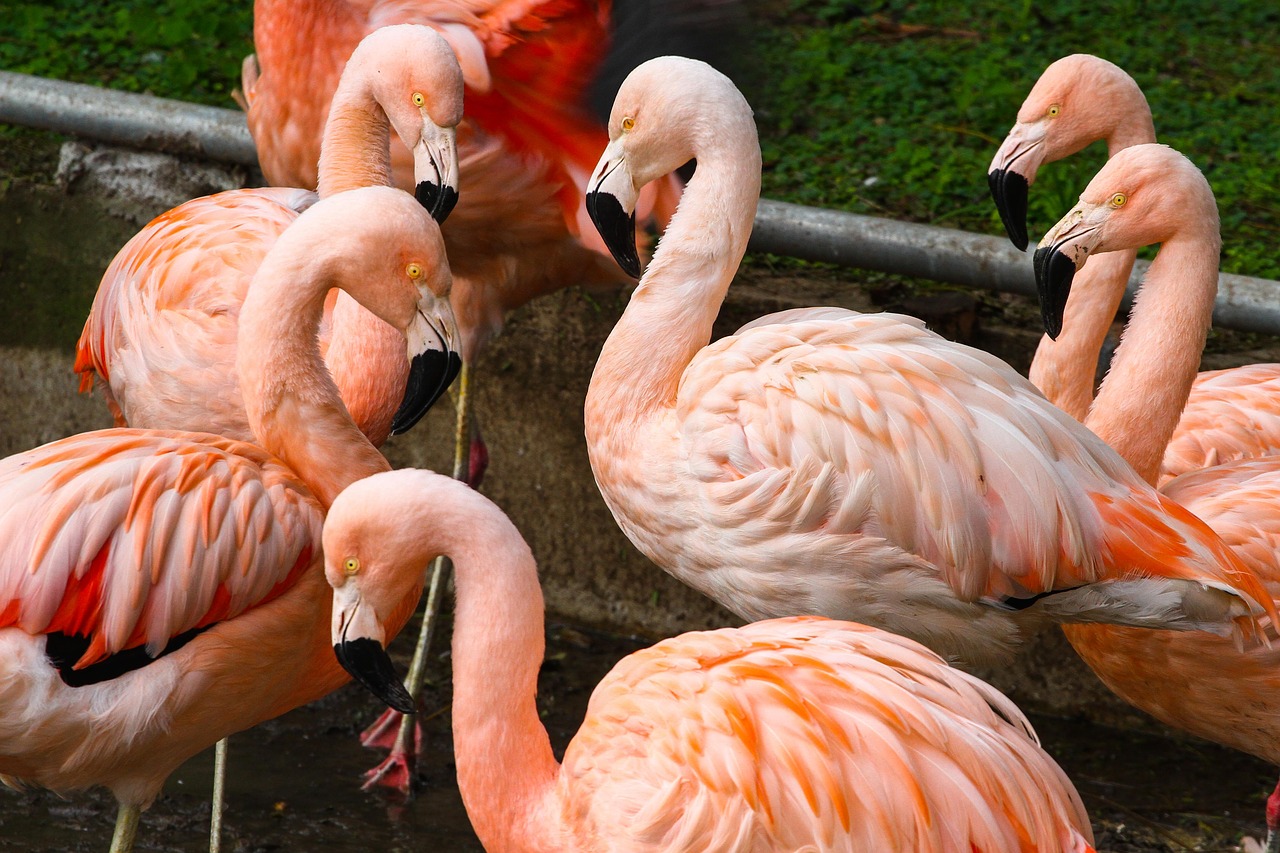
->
[325, 469, 1096, 853]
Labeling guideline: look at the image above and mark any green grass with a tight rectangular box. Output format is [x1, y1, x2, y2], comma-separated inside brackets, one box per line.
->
[736, 0, 1280, 278]
[1, 0, 1276, 277]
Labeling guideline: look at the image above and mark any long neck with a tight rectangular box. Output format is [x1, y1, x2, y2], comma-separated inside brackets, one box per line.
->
[440, 485, 563, 851]
[238, 255, 391, 509]
[1026, 116, 1156, 421]
[316, 77, 394, 197]
[1084, 232, 1219, 484]
[585, 140, 761, 457]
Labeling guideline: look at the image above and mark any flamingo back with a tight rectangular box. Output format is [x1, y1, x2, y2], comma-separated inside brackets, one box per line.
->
[558, 617, 1094, 852]
[0, 430, 322, 673]
[1160, 364, 1280, 484]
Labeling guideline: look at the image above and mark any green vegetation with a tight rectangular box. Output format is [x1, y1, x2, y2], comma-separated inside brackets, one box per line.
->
[737, 0, 1280, 278]
[1, 0, 1276, 277]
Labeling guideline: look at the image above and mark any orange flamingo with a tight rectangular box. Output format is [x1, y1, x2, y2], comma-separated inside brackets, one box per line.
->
[323, 467, 1098, 853]
[990, 54, 1280, 483]
[1034, 142, 1280, 853]
[243, 0, 683, 789]
[75, 24, 464, 448]
[0, 187, 457, 852]
[581, 56, 1274, 667]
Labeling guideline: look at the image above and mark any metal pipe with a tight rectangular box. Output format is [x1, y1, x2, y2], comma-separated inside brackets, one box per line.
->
[0, 70, 258, 166]
[751, 199, 1280, 336]
[3, 72, 1278, 334]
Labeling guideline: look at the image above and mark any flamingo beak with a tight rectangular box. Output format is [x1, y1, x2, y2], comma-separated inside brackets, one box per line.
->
[413, 124, 460, 224]
[988, 122, 1047, 252]
[586, 139, 642, 278]
[332, 582, 416, 714]
[1033, 200, 1108, 340]
[391, 298, 462, 435]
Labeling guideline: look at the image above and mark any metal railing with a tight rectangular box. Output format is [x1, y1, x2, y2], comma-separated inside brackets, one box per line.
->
[4, 69, 1278, 335]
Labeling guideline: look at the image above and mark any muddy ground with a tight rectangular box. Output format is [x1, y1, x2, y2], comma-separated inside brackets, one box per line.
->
[2, 138, 1280, 850]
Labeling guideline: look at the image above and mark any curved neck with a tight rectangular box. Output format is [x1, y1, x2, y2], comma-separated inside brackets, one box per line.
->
[1028, 248, 1135, 421]
[1084, 233, 1219, 484]
[238, 254, 391, 509]
[316, 74, 394, 197]
[1106, 108, 1156, 156]
[438, 485, 562, 850]
[585, 140, 761, 452]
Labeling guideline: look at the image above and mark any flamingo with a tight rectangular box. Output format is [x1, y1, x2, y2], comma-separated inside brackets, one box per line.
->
[580, 56, 1274, 668]
[0, 186, 458, 853]
[989, 54, 1280, 483]
[75, 24, 464, 449]
[243, 0, 684, 789]
[1033, 142, 1280, 853]
[322, 466, 1098, 852]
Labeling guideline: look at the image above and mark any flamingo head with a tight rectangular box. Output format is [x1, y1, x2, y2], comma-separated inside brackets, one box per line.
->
[989, 54, 1150, 250]
[1033, 143, 1218, 339]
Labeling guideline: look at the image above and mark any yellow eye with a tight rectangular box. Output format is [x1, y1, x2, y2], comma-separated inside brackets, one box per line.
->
[412, 92, 426, 107]
[1110, 192, 1127, 207]
[406, 262, 423, 280]
[621, 116, 635, 132]
[343, 557, 360, 575]
[1048, 103, 1061, 117]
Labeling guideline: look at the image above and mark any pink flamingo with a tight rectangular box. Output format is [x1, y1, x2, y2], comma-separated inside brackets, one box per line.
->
[75, 24, 464, 447]
[323, 467, 1098, 853]
[1033, 142, 1280, 853]
[243, 0, 685, 789]
[990, 54, 1280, 483]
[580, 56, 1274, 667]
[0, 187, 457, 852]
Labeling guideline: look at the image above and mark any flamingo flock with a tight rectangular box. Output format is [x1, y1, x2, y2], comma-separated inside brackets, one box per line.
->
[2, 3, 1277, 851]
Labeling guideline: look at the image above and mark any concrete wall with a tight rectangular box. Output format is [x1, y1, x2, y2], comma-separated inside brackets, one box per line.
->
[0, 142, 1158, 731]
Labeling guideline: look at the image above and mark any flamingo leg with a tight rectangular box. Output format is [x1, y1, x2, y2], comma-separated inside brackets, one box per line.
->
[361, 362, 478, 794]
[1264, 776, 1280, 853]
[108, 802, 140, 853]
[210, 737, 227, 853]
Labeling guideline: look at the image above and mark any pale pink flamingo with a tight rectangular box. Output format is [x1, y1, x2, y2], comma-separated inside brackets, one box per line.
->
[75, 24, 464, 448]
[1033, 142, 1280, 852]
[244, 0, 683, 788]
[991, 54, 1280, 483]
[323, 466, 1097, 853]
[581, 56, 1274, 668]
[0, 187, 457, 852]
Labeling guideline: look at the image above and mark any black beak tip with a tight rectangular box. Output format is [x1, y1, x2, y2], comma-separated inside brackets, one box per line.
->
[1032, 246, 1076, 341]
[415, 181, 458, 224]
[988, 169, 1030, 252]
[334, 638, 416, 715]
[390, 349, 462, 436]
[585, 190, 642, 279]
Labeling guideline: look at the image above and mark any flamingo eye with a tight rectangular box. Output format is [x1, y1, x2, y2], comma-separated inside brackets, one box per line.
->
[1048, 104, 1061, 117]
[1110, 193, 1127, 207]
[343, 557, 360, 575]
[412, 92, 426, 107]
[406, 263, 423, 280]
[621, 116, 635, 132]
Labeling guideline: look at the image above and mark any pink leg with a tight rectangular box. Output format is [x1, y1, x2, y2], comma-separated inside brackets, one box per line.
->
[1265, 776, 1280, 853]
[468, 424, 488, 489]
[360, 705, 424, 794]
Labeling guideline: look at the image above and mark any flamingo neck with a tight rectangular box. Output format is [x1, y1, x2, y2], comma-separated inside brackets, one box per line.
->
[585, 140, 761, 451]
[316, 79, 394, 198]
[437, 484, 563, 850]
[238, 254, 390, 509]
[1084, 231, 1220, 485]
[323, 293, 407, 447]
[1027, 109, 1155, 422]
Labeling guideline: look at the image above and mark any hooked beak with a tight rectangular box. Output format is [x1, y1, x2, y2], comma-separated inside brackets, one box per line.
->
[585, 139, 642, 278]
[332, 582, 416, 714]
[413, 124, 460, 224]
[391, 298, 462, 435]
[988, 122, 1047, 251]
[1033, 200, 1108, 340]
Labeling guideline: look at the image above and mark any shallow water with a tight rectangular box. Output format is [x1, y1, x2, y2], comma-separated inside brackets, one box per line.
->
[1, 620, 1272, 852]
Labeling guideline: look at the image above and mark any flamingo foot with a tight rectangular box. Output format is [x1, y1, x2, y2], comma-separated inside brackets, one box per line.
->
[359, 707, 424, 752]
[1241, 777, 1280, 853]
[360, 748, 416, 795]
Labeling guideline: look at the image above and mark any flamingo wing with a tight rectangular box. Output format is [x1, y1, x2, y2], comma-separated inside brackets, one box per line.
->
[75, 187, 315, 440]
[0, 430, 322, 675]
[1161, 364, 1280, 484]
[559, 618, 1094, 852]
[674, 310, 1272, 616]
